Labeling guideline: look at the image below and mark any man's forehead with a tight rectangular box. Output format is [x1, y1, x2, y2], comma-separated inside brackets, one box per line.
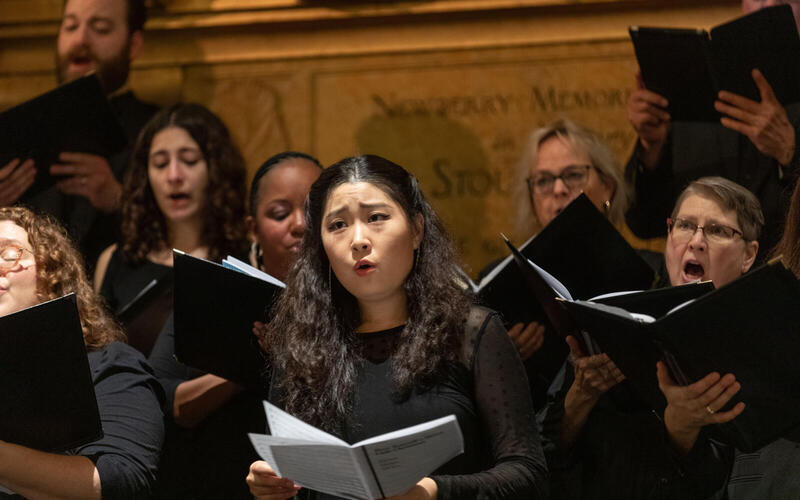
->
[63, 0, 127, 21]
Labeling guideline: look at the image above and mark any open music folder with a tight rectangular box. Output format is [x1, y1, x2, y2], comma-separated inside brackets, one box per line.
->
[0, 294, 102, 452]
[0, 75, 127, 198]
[173, 251, 284, 394]
[249, 402, 463, 500]
[502, 234, 713, 355]
[463, 194, 656, 382]
[630, 4, 800, 122]
[560, 259, 800, 452]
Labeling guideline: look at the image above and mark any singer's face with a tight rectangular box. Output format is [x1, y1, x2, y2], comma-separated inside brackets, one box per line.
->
[0, 221, 39, 318]
[147, 126, 210, 226]
[665, 194, 758, 288]
[529, 136, 614, 227]
[56, 0, 134, 93]
[247, 158, 320, 281]
[321, 182, 422, 310]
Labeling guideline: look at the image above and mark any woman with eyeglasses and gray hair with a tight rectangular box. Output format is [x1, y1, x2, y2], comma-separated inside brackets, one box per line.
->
[515, 118, 629, 236]
[494, 119, 641, 409]
[542, 176, 763, 499]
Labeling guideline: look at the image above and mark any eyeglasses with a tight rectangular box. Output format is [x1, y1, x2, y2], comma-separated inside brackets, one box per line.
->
[666, 217, 744, 245]
[0, 245, 33, 271]
[527, 165, 593, 197]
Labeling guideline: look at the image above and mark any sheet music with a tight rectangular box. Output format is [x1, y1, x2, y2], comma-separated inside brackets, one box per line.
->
[249, 403, 464, 500]
[248, 434, 369, 499]
[527, 258, 573, 301]
[357, 415, 463, 497]
[264, 402, 346, 445]
[222, 256, 286, 288]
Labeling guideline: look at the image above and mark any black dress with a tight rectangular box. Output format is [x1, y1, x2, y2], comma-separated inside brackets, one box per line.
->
[99, 247, 172, 356]
[268, 306, 549, 500]
[148, 315, 266, 500]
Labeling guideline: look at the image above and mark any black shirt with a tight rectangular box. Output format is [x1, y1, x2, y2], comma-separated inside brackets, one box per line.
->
[269, 306, 549, 500]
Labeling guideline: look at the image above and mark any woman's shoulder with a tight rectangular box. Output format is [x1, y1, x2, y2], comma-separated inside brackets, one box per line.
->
[458, 305, 503, 364]
[88, 341, 155, 378]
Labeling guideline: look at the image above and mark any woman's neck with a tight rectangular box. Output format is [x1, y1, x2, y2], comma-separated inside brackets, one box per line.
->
[356, 293, 408, 333]
[149, 218, 207, 266]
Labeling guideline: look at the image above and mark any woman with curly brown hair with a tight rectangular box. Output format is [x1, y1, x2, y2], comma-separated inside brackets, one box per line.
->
[246, 155, 548, 500]
[0, 206, 164, 499]
[93, 102, 248, 354]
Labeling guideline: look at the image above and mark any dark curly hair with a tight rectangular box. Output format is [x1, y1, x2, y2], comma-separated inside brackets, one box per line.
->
[0, 207, 125, 351]
[266, 155, 472, 431]
[120, 103, 248, 264]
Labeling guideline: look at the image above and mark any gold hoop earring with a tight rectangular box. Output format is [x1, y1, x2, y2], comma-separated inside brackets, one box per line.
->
[249, 241, 263, 269]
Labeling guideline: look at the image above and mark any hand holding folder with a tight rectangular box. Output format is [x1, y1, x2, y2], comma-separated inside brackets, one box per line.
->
[559, 260, 800, 452]
[0, 75, 126, 199]
[630, 4, 800, 122]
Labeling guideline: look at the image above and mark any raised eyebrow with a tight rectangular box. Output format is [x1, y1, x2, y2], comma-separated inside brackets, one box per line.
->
[325, 202, 390, 219]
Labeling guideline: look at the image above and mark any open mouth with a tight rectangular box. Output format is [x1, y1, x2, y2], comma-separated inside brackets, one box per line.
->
[683, 261, 705, 280]
[169, 193, 190, 201]
[354, 260, 375, 275]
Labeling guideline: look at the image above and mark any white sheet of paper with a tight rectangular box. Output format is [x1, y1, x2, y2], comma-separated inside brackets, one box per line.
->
[222, 256, 286, 288]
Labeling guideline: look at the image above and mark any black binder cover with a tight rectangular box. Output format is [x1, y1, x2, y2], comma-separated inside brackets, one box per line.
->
[0, 75, 127, 197]
[116, 270, 174, 357]
[481, 194, 655, 380]
[562, 261, 800, 452]
[0, 294, 102, 451]
[173, 252, 282, 395]
[481, 194, 655, 325]
[630, 5, 800, 122]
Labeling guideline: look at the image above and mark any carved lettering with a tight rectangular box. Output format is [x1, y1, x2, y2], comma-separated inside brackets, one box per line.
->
[530, 86, 632, 112]
[371, 93, 517, 117]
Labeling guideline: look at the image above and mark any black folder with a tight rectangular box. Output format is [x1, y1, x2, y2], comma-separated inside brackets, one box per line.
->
[630, 4, 800, 122]
[475, 194, 655, 382]
[503, 234, 713, 346]
[561, 260, 800, 452]
[0, 294, 103, 451]
[0, 74, 127, 197]
[116, 270, 174, 357]
[173, 251, 283, 394]
[478, 194, 656, 325]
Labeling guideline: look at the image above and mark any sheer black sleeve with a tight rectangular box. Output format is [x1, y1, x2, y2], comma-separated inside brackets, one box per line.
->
[432, 308, 548, 499]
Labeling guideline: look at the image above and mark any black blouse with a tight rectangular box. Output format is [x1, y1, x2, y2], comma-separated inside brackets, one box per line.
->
[271, 306, 549, 500]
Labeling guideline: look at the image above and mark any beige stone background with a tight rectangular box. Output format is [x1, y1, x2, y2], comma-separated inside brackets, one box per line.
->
[0, 0, 739, 276]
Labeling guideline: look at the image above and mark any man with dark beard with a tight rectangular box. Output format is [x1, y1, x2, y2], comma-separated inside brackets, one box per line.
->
[0, 0, 157, 268]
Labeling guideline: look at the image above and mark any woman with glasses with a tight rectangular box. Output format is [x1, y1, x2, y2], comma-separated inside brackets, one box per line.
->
[655, 177, 800, 500]
[0, 206, 164, 499]
[543, 176, 762, 499]
[489, 119, 636, 408]
[516, 118, 628, 233]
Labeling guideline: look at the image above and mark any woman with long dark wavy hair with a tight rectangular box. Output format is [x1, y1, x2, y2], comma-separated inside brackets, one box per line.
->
[246, 155, 548, 500]
[90, 102, 250, 499]
[0, 206, 164, 499]
[93, 102, 248, 353]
